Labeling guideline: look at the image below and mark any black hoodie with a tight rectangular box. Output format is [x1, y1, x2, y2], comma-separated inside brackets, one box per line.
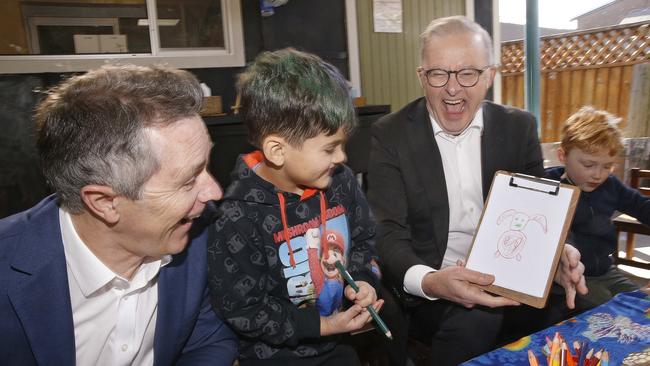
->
[546, 166, 650, 276]
[207, 151, 380, 361]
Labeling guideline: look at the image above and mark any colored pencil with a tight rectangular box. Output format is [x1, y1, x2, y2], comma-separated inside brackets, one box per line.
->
[528, 349, 540, 366]
[577, 342, 589, 366]
[560, 342, 568, 366]
[584, 348, 594, 366]
[566, 342, 576, 366]
[600, 351, 609, 366]
[334, 260, 392, 340]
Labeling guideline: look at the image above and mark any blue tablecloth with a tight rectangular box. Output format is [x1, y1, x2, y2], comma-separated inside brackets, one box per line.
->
[462, 290, 650, 366]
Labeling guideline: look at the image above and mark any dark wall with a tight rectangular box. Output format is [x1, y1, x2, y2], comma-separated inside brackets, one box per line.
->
[205, 105, 390, 190]
[0, 0, 352, 218]
[0, 76, 51, 218]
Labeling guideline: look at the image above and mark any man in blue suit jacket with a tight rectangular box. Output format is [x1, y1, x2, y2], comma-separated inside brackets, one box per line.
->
[0, 65, 238, 365]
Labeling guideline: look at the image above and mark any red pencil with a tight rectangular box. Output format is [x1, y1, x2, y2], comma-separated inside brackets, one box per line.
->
[584, 348, 594, 366]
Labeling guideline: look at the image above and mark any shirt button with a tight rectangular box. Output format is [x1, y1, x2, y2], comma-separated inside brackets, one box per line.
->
[121, 344, 128, 352]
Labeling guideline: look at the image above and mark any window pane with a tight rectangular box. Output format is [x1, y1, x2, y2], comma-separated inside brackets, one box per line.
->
[157, 0, 224, 49]
[0, 1, 150, 55]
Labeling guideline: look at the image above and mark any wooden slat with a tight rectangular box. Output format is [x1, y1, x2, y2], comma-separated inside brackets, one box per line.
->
[618, 64, 634, 130]
[515, 74, 525, 109]
[504, 75, 516, 107]
[540, 74, 547, 136]
[557, 71, 572, 137]
[569, 69, 584, 114]
[544, 72, 559, 142]
[593, 67, 609, 109]
[606, 66, 622, 116]
[582, 68, 596, 107]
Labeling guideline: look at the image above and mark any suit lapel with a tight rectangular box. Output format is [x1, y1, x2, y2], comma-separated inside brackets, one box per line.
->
[153, 256, 185, 366]
[8, 197, 76, 365]
[481, 102, 505, 200]
[405, 99, 448, 260]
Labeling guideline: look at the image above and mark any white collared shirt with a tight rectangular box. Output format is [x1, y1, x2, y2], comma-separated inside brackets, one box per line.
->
[60, 208, 171, 366]
[403, 108, 485, 299]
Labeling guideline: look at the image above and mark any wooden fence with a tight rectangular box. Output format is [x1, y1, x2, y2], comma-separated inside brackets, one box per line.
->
[500, 21, 650, 142]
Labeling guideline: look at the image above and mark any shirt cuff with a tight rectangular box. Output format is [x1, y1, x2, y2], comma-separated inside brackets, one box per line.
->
[403, 264, 439, 300]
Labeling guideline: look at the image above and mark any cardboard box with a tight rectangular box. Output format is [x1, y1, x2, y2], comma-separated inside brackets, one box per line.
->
[200, 96, 225, 116]
[73, 35, 99, 54]
[99, 35, 127, 53]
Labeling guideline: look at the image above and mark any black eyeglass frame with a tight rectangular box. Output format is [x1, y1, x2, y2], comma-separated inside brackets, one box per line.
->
[420, 66, 492, 88]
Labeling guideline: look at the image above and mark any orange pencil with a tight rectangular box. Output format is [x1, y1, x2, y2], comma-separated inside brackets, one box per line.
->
[528, 349, 540, 366]
[566, 343, 576, 366]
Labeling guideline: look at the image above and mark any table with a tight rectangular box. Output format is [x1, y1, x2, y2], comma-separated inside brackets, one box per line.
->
[462, 290, 650, 366]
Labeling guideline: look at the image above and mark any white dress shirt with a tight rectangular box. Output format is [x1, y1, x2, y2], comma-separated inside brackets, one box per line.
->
[60, 209, 171, 366]
[403, 108, 485, 299]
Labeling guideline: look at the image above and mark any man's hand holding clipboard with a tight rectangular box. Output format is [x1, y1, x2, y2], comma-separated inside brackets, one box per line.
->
[465, 172, 587, 308]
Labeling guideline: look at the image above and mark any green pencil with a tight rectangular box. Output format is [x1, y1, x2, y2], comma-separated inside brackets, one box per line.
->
[334, 260, 393, 340]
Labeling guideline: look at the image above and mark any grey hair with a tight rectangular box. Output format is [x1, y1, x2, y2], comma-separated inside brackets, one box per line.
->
[419, 16, 494, 64]
[35, 64, 203, 213]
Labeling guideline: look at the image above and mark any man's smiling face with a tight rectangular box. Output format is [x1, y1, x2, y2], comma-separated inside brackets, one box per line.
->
[419, 31, 495, 135]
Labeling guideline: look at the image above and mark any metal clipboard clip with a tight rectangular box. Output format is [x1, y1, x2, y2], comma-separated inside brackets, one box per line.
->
[508, 173, 560, 196]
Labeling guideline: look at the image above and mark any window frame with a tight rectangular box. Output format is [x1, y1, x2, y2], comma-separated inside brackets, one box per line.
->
[0, 0, 245, 74]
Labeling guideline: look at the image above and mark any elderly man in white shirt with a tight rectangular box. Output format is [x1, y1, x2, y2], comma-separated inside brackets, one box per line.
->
[368, 16, 587, 366]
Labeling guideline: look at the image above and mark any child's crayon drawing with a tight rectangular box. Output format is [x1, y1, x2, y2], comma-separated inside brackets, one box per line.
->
[494, 209, 548, 261]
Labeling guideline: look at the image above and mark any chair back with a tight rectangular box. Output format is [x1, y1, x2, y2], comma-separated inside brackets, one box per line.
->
[629, 168, 650, 196]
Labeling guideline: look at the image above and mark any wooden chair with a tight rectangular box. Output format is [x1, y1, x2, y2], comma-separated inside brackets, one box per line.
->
[612, 168, 650, 270]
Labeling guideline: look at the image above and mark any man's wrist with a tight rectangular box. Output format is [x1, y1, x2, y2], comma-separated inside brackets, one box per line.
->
[404, 264, 439, 300]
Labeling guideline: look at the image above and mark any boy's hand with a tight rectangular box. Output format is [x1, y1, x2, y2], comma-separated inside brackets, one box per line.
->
[344, 280, 377, 308]
[642, 281, 650, 295]
[319, 300, 384, 336]
[554, 243, 588, 309]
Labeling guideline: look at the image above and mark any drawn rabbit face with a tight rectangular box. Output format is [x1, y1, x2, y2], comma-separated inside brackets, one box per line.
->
[511, 213, 529, 230]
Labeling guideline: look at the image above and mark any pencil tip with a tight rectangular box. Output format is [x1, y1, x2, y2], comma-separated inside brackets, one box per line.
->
[386, 332, 393, 340]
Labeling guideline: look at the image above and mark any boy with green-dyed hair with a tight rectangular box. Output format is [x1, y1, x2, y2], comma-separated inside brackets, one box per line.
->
[207, 48, 388, 365]
[546, 106, 649, 311]
[238, 48, 356, 148]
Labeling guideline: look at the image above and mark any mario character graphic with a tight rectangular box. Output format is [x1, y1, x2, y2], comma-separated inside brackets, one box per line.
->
[305, 227, 346, 316]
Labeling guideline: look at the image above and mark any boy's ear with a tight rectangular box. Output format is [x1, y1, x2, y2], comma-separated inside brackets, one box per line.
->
[262, 134, 287, 167]
[79, 184, 121, 224]
[557, 147, 567, 165]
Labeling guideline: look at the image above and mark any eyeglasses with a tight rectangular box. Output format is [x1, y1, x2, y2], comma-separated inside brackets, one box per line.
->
[420, 66, 491, 88]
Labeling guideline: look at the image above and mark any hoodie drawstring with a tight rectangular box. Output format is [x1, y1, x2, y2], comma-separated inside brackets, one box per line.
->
[277, 191, 328, 268]
[319, 192, 330, 260]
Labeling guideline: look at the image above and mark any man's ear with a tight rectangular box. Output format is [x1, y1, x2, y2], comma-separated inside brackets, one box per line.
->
[416, 66, 425, 89]
[557, 147, 567, 165]
[485, 66, 497, 88]
[262, 134, 287, 167]
[80, 185, 120, 224]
